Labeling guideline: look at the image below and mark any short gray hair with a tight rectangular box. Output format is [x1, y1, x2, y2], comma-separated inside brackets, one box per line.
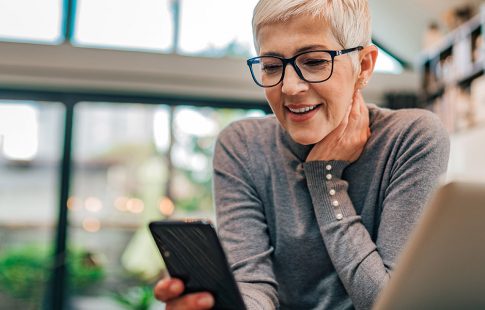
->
[252, 0, 372, 69]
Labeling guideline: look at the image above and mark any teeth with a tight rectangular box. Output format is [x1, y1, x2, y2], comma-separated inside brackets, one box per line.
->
[288, 105, 318, 114]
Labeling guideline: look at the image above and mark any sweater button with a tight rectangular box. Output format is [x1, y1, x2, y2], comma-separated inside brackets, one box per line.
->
[332, 200, 339, 207]
[336, 214, 343, 220]
[326, 174, 332, 180]
[329, 189, 336, 196]
[326, 164, 332, 171]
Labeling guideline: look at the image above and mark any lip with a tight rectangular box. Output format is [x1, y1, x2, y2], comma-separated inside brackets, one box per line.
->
[285, 104, 321, 123]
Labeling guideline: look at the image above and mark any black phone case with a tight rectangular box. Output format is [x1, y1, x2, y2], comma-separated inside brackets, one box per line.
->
[149, 220, 246, 310]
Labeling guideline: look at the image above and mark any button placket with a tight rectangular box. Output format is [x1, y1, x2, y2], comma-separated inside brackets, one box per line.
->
[325, 162, 343, 221]
[325, 163, 332, 181]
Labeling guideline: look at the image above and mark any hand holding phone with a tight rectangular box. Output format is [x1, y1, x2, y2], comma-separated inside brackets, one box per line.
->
[149, 220, 246, 310]
[154, 277, 214, 309]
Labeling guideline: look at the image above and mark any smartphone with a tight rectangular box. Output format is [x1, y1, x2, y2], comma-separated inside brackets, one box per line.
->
[149, 220, 246, 310]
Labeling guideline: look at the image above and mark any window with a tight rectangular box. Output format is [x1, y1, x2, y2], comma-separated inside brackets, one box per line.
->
[73, 0, 173, 52]
[0, 100, 64, 308]
[0, 0, 63, 43]
[178, 0, 258, 57]
[68, 102, 264, 308]
[375, 46, 404, 74]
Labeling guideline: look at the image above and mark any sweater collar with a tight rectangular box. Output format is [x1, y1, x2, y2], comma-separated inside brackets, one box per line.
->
[280, 127, 313, 162]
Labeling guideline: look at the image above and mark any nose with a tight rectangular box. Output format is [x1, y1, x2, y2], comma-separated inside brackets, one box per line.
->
[281, 64, 309, 95]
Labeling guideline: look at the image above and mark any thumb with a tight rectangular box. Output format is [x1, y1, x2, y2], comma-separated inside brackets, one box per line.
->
[332, 99, 353, 140]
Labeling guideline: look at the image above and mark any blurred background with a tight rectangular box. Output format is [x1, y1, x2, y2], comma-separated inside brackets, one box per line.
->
[0, 0, 484, 309]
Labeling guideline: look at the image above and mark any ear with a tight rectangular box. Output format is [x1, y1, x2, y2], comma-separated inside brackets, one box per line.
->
[356, 45, 378, 89]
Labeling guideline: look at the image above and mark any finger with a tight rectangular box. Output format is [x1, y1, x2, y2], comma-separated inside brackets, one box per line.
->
[356, 91, 368, 114]
[346, 91, 370, 145]
[349, 89, 362, 121]
[353, 91, 368, 126]
[343, 99, 353, 125]
[344, 90, 362, 133]
[357, 93, 371, 141]
[154, 278, 185, 302]
[334, 103, 352, 140]
[359, 93, 369, 125]
[167, 292, 215, 310]
[322, 101, 351, 143]
[358, 91, 365, 113]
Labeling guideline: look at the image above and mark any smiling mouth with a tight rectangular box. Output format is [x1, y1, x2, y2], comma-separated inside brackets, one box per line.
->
[286, 104, 322, 114]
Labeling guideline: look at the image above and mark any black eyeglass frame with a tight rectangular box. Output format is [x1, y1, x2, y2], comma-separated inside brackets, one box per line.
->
[246, 46, 363, 88]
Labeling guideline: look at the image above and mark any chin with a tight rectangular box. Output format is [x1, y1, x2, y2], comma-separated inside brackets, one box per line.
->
[289, 132, 324, 145]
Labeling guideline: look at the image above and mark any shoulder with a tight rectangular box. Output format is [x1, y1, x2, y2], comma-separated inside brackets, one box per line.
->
[366, 105, 450, 171]
[370, 104, 442, 129]
[213, 115, 279, 179]
[217, 115, 279, 146]
[369, 104, 448, 143]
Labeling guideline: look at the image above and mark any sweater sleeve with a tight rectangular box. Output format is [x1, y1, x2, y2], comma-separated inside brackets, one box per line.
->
[213, 123, 279, 309]
[302, 112, 450, 310]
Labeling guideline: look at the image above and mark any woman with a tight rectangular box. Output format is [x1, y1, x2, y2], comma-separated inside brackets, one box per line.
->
[154, 0, 450, 309]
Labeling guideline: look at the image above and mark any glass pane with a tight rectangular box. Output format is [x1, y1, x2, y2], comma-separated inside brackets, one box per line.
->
[68, 102, 264, 308]
[178, 0, 258, 58]
[0, 100, 63, 308]
[375, 46, 403, 74]
[169, 106, 264, 217]
[73, 0, 173, 52]
[0, 0, 63, 43]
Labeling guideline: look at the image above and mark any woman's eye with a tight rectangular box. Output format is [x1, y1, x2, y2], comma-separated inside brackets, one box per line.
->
[262, 64, 283, 74]
[302, 59, 330, 67]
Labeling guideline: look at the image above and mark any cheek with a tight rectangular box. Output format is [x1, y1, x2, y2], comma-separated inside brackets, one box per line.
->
[264, 88, 281, 111]
[326, 65, 358, 100]
[331, 91, 352, 121]
[314, 83, 353, 124]
[264, 88, 289, 128]
[315, 82, 347, 107]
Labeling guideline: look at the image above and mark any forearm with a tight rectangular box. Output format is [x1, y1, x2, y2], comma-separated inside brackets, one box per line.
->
[214, 124, 279, 309]
[303, 160, 388, 309]
[238, 282, 278, 310]
[319, 216, 390, 309]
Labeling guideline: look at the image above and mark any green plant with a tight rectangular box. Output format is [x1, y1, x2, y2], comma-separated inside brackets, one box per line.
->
[0, 245, 48, 302]
[68, 248, 105, 293]
[0, 244, 105, 304]
[111, 285, 155, 310]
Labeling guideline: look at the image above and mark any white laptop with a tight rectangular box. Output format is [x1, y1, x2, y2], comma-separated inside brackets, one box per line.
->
[373, 181, 485, 310]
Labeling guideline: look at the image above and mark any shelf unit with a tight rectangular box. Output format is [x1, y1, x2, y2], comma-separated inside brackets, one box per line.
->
[419, 4, 485, 133]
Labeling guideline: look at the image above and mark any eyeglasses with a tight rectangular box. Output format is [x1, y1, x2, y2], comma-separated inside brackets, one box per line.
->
[246, 46, 363, 88]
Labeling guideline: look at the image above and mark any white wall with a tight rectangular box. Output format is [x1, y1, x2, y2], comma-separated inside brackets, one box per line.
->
[447, 126, 485, 183]
[0, 41, 418, 105]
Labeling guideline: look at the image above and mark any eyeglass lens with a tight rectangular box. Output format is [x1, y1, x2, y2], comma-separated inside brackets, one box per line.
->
[250, 51, 333, 87]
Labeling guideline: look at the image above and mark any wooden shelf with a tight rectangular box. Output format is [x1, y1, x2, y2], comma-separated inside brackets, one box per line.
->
[419, 4, 485, 133]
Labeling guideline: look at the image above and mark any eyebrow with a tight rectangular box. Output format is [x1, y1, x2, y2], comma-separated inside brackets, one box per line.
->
[261, 44, 330, 57]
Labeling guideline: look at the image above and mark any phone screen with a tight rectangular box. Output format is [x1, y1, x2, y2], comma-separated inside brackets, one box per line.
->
[149, 220, 246, 310]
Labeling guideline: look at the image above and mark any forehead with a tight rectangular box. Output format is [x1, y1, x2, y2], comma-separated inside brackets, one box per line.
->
[256, 14, 340, 56]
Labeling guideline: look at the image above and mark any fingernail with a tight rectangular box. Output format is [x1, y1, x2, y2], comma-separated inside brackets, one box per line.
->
[170, 282, 182, 293]
[198, 295, 214, 307]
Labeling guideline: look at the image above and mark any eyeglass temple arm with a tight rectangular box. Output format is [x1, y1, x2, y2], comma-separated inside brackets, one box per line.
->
[338, 46, 364, 56]
[247, 58, 261, 65]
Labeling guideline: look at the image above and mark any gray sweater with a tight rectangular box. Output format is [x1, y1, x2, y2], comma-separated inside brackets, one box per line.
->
[213, 105, 450, 310]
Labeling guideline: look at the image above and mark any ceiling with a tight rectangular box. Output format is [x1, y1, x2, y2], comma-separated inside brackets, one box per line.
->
[369, 0, 484, 67]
